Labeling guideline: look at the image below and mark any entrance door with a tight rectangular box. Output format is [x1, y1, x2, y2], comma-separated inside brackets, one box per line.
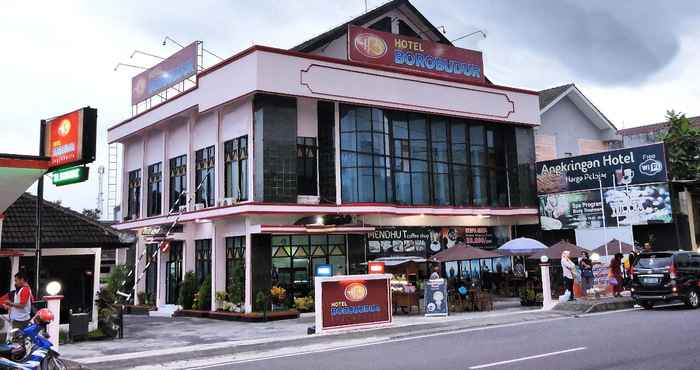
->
[165, 242, 183, 305]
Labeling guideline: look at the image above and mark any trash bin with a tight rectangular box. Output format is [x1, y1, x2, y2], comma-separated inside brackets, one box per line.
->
[69, 312, 90, 342]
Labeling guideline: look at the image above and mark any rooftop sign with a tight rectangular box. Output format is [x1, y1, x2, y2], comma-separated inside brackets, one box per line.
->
[131, 42, 198, 105]
[43, 107, 97, 171]
[347, 25, 485, 85]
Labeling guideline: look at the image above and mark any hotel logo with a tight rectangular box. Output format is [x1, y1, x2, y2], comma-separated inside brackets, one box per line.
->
[353, 33, 388, 59]
[344, 282, 368, 302]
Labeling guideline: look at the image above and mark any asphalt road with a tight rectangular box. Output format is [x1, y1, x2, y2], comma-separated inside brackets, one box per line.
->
[181, 304, 700, 370]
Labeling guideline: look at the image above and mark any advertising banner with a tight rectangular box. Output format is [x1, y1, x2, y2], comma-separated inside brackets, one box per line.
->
[536, 143, 668, 195]
[131, 42, 198, 105]
[366, 226, 508, 258]
[424, 278, 448, 317]
[316, 275, 392, 332]
[43, 107, 97, 171]
[347, 25, 484, 85]
[539, 182, 673, 230]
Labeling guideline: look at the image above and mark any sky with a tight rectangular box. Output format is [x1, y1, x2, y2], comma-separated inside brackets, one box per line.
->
[1, 0, 699, 214]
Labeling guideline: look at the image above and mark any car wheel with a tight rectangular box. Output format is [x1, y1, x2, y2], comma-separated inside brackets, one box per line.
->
[639, 301, 654, 310]
[685, 290, 700, 309]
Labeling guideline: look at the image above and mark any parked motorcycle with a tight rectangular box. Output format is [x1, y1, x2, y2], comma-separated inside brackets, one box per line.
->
[0, 309, 67, 370]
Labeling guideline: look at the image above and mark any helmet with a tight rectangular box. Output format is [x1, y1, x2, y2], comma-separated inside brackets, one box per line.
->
[35, 308, 54, 324]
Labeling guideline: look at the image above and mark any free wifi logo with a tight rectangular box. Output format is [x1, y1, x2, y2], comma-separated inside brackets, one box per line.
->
[354, 33, 388, 59]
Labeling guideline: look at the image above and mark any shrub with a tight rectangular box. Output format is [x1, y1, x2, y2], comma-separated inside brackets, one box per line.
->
[227, 262, 245, 305]
[178, 272, 198, 309]
[255, 290, 268, 312]
[137, 291, 146, 305]
[195, 276, 212, 311]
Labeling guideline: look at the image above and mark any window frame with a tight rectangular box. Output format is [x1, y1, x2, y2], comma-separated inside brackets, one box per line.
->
[127, 169, 141, 220]
[195, 239, 212, 285]
[195, 146, 215, 207]
[224, 136, 248, 201]
[147, 162, 162, 216]
[169, 155, 187, 211]
[297, 137, 319, 196]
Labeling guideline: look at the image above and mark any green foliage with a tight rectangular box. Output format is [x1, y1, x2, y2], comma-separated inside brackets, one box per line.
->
[255, 290, 268, 312]
[194, 276, 212, 311]
[659, 110, 700, 181]
[105, 264, 133, 303]
[178, 271, 198, 309]
[227, 262, 245, 305]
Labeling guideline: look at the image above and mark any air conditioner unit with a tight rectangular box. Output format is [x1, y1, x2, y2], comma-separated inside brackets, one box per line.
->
[178, 205, 188, 212]
[221, 197, 235, 206]
[195, 203, 205, 211]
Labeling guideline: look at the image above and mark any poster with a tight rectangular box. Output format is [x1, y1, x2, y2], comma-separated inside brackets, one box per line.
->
[367, 226, 508, 258]
[539, 182, 672, 230]
[318, 276, 392, 331]
[424, 278, 448, 317]
[536, 143, 667, 195]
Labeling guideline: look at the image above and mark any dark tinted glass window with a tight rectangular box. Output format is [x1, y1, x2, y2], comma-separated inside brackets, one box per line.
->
[635, 253, 673, 268]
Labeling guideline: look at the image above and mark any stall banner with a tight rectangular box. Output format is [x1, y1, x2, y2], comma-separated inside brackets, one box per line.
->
[347, 25, 484, 84]
[132, 42, 198, 105]
[316, 275, 392, 332]
[536, 143, 667, 195]
[539, 182, 672, 230]
[424, 278, 448, 317]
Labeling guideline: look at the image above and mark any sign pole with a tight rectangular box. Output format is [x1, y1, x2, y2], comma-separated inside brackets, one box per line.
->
[598, 177, 609, 257]
[35, 120, 46, 292]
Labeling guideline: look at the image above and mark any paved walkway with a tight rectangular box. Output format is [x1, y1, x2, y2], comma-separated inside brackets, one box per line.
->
[62, 298, 532, 361]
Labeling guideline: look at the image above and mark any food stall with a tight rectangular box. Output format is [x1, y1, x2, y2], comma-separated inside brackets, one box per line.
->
[372, 257, 431, 314]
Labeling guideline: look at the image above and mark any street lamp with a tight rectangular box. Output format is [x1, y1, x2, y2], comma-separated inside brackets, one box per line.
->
[46, 281, 62, 296]
[539, 255, 553, 309]
[540, 255, 549, 264]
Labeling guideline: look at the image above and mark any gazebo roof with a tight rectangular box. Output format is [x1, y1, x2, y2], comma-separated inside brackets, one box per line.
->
[592, 239, 635, 256]
[528, 240, 589, 260]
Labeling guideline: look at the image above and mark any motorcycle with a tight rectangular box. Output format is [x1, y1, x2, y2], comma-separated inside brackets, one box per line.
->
[0, 309, 67, 370]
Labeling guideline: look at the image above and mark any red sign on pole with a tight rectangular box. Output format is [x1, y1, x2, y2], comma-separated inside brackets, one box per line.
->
[43, 107, 96, 171]
[316, 275, 392, 332]
[347, 25, 485, 85]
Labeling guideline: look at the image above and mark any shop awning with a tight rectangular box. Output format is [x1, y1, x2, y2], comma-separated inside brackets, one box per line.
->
[431, 244, 502, 262]
[528, 240, 589, 260]
[258, 224, 375, 235]
[372, 256, 429, 267]
[0, 154, 50, 215]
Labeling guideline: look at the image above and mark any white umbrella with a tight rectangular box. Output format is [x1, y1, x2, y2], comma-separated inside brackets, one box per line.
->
[498, 237, 548, 255]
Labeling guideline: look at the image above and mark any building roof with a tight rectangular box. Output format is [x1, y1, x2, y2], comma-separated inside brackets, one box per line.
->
[538, 83, 617, 132]
[1, 193, 133, 249]
[618, 115, 700, 136]
[538, 84, 573, 110]
[290, 0, 452, 53]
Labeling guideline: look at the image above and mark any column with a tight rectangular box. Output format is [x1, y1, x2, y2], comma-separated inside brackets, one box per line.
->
[92, 248, 101, 324]
[244, 219, 252, 313]
[10, 256, 19, 290]
[540, 258, 554, 310]
[210, 222, 218, 312]
[157, 245, 166, 306]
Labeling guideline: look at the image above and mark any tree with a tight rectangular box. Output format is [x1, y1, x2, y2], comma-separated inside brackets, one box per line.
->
[82, 208, 102, 220]
[659, 110, 700, 181]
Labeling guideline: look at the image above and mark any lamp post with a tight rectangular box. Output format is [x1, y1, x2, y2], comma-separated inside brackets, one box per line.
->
[539, 255, 554, 310]
[44, 281, 63, 350]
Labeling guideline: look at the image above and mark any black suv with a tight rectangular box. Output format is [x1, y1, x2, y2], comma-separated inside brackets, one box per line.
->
[631, 251, 700, 309]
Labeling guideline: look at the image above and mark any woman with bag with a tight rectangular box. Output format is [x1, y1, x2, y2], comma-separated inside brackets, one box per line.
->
[561, 251, 576, 301]
[579, 251, 594, 297]
[609, 253, 624, 297]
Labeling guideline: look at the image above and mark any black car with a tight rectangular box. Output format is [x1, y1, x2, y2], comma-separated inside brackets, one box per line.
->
[631, 251, 700, 309]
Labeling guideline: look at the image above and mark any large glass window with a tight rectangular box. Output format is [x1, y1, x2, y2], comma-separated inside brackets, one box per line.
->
[224, 136, 248, 201]
[338, 104, 533, 208]
[297, 137, 318, 196]
[195, 146, 215, 207]
[145, 244, 158, 303]
[169, 155, 187, 211]
[195, 239, 212, 285]
[147, 163, 162, 216]
[127, 169, 141, 220]
[340, 106, 391, 203]
[225, 236, 245, 304]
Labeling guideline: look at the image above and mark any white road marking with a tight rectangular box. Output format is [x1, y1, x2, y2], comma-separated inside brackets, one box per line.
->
[468, 347, 587, 369]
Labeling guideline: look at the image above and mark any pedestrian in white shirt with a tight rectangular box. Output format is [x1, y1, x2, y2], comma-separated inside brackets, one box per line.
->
[561, 251, 576, 301]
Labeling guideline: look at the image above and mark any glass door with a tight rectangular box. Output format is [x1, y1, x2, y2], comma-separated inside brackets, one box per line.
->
[166, 242, 183, 304]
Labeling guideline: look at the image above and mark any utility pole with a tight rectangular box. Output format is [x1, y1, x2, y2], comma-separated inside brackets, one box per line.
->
[35, 120, 46, 292]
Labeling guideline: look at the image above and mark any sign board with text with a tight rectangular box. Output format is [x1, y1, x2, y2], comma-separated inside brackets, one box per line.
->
[131, 42, 198, 105]
[43, 107, 97, 171]
[315, 274, 392, 333]
[424, 278, 448, 317]
[347, 25, 484, 85]
[536, 143, 668, 195]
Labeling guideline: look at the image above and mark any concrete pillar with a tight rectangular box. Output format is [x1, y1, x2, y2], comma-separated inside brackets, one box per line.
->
[157, 244, 166, 306]
[244, 221, 252, 313]
[210, 223, 217, 312]
[44, 295, 62, 350]
[9, 256, 19, 290]
[540, 260, 554, 310]
[92, 248, 101, 324]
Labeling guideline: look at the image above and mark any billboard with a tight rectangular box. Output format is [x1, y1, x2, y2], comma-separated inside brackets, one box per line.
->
[536, 143, 668, 195]
[43, 107, 97, 171]
[539, 182, 673, 230]
[347, 25, 484, 85]
[131, 42, 198, 105]
[315, 275, 392, 332]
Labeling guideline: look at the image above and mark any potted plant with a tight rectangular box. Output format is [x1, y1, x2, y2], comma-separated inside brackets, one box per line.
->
[270, 286, 287, 311]
[215, 291, 228, 311]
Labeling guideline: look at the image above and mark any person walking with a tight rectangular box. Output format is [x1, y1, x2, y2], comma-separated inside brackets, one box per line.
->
[609, 253, 624, 297]
[561, 250, 576, 301]
[579, 251, 594, 298]
[1, 272, 34, 330]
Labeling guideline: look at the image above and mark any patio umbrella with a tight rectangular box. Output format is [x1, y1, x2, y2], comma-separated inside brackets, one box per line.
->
[431, 244, 502, 262]
[528, 240, 589, 260]
[592, 239, 634, 256]
[372, 256, 429, 267]
[498, 237, 547, 255]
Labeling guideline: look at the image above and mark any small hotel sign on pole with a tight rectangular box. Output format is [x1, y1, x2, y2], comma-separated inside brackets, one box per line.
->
[348, 25, 485, 85]
[314, 274, 392, 333]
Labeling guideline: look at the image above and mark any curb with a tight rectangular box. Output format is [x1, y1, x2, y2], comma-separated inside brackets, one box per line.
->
[71, 310, 566, 370]
[552, 297, 635, 314]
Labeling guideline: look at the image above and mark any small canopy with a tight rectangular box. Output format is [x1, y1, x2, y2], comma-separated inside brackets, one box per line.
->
[498, 237, 548, 255]
[592, 239, 635, 256]
[431, 244, 502, 262]
[528, 240, 589, 260]
[0, 154, 50, 214]
[372, 256, 428, 267]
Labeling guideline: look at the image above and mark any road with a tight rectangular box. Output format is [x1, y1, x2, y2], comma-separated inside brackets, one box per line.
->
[175, 305, 700, 370]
